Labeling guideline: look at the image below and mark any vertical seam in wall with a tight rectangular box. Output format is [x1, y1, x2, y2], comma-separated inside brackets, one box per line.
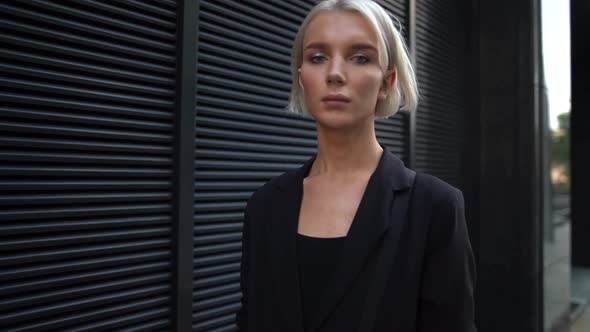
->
[173, 0, 197, 331]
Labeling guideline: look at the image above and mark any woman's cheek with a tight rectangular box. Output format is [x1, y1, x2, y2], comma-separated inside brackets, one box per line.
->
[357, 75, 382, 101]
[301, 71, 319, 96]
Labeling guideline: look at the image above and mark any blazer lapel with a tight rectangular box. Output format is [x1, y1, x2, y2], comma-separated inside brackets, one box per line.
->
[267, 156, 315, 332]
[267, 146, 412, 332]
[310, 148, 412, 331]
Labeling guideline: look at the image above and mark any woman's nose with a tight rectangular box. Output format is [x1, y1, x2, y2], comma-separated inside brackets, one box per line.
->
[326, 58, 346, 85]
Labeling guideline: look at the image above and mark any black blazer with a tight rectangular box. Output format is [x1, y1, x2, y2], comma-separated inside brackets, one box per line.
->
[237, 146, 476, 332]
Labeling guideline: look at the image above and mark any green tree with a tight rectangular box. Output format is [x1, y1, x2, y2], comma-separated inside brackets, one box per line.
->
[551, 111, 570, 193]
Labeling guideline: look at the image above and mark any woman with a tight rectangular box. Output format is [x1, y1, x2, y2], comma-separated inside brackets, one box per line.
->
[237, 0, 476, 331]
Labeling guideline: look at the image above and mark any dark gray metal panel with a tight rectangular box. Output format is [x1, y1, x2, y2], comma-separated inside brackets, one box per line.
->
[193, 3, 314, 330]
[571, 0, 590, 268]
[376, 0, 408, 37]
[174, 0, 198, 331]
[375, 0, 410, 161]
[0, 1, 176, 331]
[475, 0, 544, 329]
[414, 0, 466, 187]
[193, 1, 409, 331]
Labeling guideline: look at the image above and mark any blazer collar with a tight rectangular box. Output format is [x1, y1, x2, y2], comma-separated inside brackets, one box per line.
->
[275, 144, 412, 193]
[267, 145, 413, 332]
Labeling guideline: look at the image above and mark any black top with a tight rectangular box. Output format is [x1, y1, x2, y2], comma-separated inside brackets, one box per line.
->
[296, 232, 347, 332]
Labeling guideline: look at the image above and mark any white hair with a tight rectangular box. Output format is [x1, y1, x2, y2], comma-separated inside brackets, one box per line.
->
[287, 0, 418, 118]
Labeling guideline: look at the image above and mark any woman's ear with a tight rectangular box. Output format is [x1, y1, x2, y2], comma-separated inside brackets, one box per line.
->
[378, 69, 396, 100]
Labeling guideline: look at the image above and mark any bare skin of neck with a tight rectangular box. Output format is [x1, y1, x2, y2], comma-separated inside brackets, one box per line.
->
[297, 117, 382, 237]
[308, 118, 383, 179]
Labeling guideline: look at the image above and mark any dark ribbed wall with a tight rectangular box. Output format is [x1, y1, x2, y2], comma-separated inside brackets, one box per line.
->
[375, 0, 410, 160]
[414, 0, 466, 187]
[193, 2, 315, 330]
[0, 1, 470, 331]
[0, 1, 177, 331]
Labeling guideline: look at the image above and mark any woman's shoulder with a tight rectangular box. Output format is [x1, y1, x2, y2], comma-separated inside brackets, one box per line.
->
[245, 167, 300, 213]
[411, 171, 471, 261]
[412, 171, 464, 210]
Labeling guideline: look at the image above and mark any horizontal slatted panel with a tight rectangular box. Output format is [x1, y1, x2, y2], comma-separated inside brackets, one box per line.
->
[415, 0, 465, 186]
[193, 1, 409, 331]
[0, 1, 177, 331]
[193, 2, 315, 331]
[375, 0, 410, 160]
[375, 0, 408, 40]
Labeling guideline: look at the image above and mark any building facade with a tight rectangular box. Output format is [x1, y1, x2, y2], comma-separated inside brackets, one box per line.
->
[0, 0, 549, 331]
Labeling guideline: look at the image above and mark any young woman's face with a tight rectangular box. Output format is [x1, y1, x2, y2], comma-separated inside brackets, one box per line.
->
[299, 10, 393, 130]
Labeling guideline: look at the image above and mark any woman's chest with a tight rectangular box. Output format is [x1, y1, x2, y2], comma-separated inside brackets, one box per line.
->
[297, 176, 370, 237]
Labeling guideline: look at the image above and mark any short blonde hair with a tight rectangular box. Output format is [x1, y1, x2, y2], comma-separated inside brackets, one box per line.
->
[288, 0, 418, 119]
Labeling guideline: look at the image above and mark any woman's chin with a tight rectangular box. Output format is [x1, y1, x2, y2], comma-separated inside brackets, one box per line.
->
[312, 110, 370, 130]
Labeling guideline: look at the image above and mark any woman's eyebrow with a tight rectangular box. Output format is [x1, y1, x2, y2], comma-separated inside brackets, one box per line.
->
[303, 42, 378, 52]
[304, 42, 328, 50]
[350, 43, 378, 52]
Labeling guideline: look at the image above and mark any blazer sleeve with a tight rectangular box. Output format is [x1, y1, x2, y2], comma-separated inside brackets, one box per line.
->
[236, 206, 250, 331]
[417, 188, 477, 332]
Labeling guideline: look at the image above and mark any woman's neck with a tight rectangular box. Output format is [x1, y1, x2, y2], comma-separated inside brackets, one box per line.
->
[310, 123, 383, 179]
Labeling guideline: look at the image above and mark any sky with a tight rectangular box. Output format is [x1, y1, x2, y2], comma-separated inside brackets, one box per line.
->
[541, 0, 571, 130]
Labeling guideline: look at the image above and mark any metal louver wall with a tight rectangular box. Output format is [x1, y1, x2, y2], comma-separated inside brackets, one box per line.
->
[193, 3, 316, 330]
[193, 1, 409, 331]
[0, 1, 177, 331]
[414, 0, 466, 187]
[0, 0, 468, 330]
[374, 0, 410, 161]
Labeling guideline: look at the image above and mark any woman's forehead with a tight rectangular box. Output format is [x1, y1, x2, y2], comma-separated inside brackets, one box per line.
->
[303, 10, 380, 48]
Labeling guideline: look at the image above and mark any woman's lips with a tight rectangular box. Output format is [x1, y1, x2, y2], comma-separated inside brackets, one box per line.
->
[321, 95, 351, 109]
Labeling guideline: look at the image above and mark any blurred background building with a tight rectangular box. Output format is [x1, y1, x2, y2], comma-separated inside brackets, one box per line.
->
[0, 0, 587, 331]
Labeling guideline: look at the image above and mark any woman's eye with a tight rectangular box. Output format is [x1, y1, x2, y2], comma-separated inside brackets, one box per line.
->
[309, 54, 326, 64]
[351, 54, 370, 64]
